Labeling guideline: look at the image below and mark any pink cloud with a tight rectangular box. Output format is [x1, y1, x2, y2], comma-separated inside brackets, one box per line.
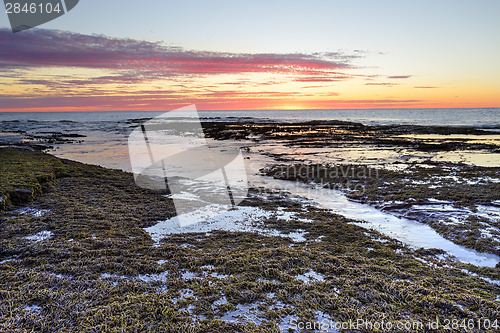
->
[293, 75, 349, 82]
[366, 82, 397, 86]
[0, 28, 357, 83]
[0, 29, 427, 111]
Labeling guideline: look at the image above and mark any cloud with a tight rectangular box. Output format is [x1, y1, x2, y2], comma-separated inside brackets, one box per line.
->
[414, 86, 438, 89]
[0, 94, 423, 111]
[365, 82, 397, 86]
[387, 75, 412, 79]
[0, 28, 426, 111]
[0, 28, 356, 83]
[293, 75, 349, 82]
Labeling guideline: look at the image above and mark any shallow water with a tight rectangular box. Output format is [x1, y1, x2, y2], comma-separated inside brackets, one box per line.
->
[2, 114, 498, 267]
[145, 144, 499, 267]
[395, 133, 500, 145]
[248, 174, 500, 267]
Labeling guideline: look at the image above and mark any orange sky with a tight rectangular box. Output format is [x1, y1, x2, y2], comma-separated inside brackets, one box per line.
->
[1, 12, 499, 112]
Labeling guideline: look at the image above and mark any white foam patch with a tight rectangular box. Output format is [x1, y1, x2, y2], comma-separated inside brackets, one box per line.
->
[181, 270, 204, 280]
[144, 206, 308, 245]
[213, 272, 231, 279]
[296, 270, 325, 283]
[24, 230, 52, 242]
[173, 288, 196, 303]
[24, 305, 42, 312]
[213, 296, 228, 308]
[200, 264, 215, 270]
[460, 269, 500, 286]
[48, 272, 71, 279]
[15, 207, 50, 217]
[137, 271, 170, 283]
[219, 302, 265, 326]
[99, 273, 129, 285]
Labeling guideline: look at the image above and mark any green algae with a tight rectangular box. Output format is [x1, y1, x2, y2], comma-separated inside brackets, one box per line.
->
[0, 148, 499, 332]
[0, 148, 65, 210]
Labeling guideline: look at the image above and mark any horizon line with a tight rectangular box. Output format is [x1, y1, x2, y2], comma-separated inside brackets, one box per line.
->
[1, 106, 499, 113]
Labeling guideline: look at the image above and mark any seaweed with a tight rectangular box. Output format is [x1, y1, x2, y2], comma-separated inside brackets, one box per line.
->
[0, 148, 499, 332]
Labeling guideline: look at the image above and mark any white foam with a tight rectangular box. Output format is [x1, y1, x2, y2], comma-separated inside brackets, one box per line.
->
[296, 270, 325, 283]
[24, 305, 42, 312]
[137, 271, 169, 283]
[15, 207, 50, 217]
[219, 302, 264, 326]
[144, 206, 307, 245]
[24, 230, 53, 242]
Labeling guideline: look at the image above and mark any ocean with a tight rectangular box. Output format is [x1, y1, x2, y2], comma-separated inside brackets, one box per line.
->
[2, 107, 500, 171]
[1, 108, 500, 127]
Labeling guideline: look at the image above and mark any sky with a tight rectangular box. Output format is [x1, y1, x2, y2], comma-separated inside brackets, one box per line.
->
[0, 0, 499, 111]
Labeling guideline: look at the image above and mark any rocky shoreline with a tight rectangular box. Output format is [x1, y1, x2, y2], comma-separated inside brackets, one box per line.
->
[1, 147, 499, 332]
[1, 118, 500, 332]
[262, 162, 500, 256]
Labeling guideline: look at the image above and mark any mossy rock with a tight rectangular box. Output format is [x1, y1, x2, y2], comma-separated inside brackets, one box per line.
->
[0, 148, 64, 210]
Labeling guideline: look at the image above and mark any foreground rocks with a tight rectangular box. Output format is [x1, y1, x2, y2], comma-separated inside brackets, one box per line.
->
[0, 148, 499, 332]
